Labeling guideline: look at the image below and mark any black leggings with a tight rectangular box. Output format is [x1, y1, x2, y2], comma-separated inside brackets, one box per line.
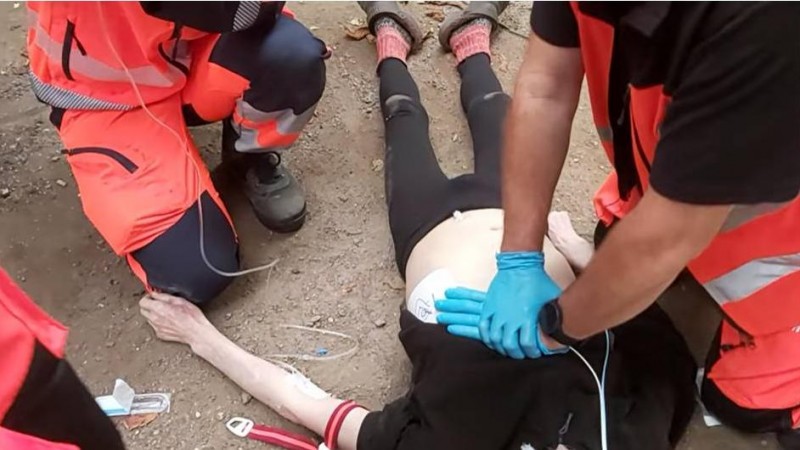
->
[379, 55, 509, 276]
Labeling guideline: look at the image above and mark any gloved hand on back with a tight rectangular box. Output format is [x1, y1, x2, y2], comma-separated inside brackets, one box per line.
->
[436, 251, 564, 359]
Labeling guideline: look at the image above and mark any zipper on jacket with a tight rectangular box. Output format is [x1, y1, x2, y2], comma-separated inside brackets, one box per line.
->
[61, 21, 86, 81]
[630, 110, 653, 174]
[159, 23, 189, 76]
[62, 148, 138, 174]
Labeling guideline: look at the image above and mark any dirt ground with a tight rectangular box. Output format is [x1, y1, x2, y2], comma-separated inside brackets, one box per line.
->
[0, 3, 780, 450]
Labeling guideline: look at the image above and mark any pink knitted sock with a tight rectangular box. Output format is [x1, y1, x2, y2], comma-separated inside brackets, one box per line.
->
[450, 18, 492, 63]
[375, 17, 412, 64]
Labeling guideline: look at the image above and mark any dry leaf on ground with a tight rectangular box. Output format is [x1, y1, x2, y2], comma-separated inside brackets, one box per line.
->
[121, 413, 158, 431]
[425, 1, 465, 9]
[424, 8, 446, 22]
[344, 24, 371, 41]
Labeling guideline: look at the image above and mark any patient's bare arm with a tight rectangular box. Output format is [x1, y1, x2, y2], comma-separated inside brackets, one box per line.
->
[139, 293, 367, 450]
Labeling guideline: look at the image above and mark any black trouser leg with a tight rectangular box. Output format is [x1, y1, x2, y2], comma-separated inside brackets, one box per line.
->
[378, 59, 450, 273]
[457, 54, 509, 180]
[379, 59, 450, 206]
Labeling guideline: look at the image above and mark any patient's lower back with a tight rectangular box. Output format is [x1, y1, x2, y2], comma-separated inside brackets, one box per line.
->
[404, 208, 576, 312]
[358, 307, 696, 450]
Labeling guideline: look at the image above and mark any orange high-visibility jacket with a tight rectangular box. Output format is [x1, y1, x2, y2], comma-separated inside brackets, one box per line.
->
[0, 268, 72, 449]
[27, 1, 286, 111]
[571, 2, 800, 420]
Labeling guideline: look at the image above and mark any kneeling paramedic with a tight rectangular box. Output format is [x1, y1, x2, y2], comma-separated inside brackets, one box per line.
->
[26, 2, 328, 305]
[437, 2, 800, 447]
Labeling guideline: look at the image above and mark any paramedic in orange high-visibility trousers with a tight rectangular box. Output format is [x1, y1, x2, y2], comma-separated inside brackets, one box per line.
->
[0, 267, 125, 450]
[436, 3, 800, 448]
[26, 2, 328, 305]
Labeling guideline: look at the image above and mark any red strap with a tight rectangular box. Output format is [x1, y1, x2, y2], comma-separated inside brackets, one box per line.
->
[247, 424, 318, 450]
[324, 401, 362, 450]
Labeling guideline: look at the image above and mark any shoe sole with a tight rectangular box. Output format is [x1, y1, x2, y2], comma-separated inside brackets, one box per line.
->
[255, 205, 307, 234]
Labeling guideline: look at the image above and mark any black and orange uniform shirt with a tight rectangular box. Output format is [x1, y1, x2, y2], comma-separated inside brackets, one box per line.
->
[532, 1, 800, 206]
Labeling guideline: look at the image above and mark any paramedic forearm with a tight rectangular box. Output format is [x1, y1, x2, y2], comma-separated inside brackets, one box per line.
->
[501, 33, 583, 252]
[558, 189, 731, 339]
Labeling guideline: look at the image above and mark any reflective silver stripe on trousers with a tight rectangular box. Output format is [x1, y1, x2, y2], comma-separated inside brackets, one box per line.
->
[29, 71, 133, 111]
[29, 10, 183, 88]
[233, 2, 261, 31]
[703, 252, 800, 304]
[721, 201, 792, 232]
[233, 100, 317, 152]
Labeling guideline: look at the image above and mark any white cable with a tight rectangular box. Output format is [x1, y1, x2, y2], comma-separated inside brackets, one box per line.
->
[96, 2, 278, 278]
[568, 330, 611, 450]
[264, 324, 360, 362]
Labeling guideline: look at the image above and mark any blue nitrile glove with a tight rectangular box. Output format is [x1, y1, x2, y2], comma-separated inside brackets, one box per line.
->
[437, 251, 562, 359]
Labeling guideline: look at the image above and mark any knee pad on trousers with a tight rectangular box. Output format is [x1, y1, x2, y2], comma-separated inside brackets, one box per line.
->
[131, 193, 239, 305]
[212, 15, 327, 114]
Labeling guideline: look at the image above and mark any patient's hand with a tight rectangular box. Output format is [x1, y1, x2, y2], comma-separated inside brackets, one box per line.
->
[139, 292, 214, 351]
[547, 211, 594, 271]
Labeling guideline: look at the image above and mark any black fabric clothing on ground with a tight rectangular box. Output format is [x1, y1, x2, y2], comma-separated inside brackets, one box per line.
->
[359, 307, 697, 450]
[2, 341, 126, 450]
[531, 2, 800, 205]
[379, 55, 506, 276]
[358, 55, 697, 450]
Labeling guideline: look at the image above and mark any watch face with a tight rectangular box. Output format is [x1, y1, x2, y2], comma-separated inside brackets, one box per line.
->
[540, 302, 559, 334]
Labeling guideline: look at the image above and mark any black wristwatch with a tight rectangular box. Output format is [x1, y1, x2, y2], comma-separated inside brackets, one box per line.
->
[538, 299, 583, 347]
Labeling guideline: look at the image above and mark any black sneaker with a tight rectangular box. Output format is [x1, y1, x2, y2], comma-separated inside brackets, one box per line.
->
[222, 121, 307, 233]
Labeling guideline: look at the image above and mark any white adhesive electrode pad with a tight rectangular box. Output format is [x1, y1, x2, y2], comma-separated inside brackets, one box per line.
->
[287, 371, 330, 400]
[407, 268, 457, 323]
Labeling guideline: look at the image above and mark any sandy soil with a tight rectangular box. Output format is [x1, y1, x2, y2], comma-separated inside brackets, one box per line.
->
[0, 3, 779, 449]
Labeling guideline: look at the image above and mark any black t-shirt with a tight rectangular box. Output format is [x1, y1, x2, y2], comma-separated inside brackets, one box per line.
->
[532, 2, 800, 205]
[357, 306, 696, 450]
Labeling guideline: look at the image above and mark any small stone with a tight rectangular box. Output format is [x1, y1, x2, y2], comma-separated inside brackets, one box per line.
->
[0, 188, 10, 198]
[451, 133, 458, 142]
[216, 412, 225, 421]
[152, 430, 160, 436]
[105, 340, 115, 348]
[307, 315, 322, 327]
[371, 159, 384, 172]
[291, 268, 301, 274]
[373, 319, 387, 328]
[240, 391, 253, 405]
[55, 179, 67, 187]
[225, 312, 232, 320]
[194, 411, 201, 419]
[50, 155, 60, 162]
[327, 317, 334, 323]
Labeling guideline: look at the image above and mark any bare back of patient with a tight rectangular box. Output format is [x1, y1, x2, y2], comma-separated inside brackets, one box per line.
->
[138, 210, 586, 450]
[406, 208, 576, 299]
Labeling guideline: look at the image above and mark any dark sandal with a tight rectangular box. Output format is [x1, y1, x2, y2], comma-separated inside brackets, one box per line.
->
[358, 1, 425, 52]
[438, 1, 509, 52]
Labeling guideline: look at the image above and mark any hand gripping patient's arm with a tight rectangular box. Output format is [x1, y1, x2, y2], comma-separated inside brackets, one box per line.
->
[139, 293, 367, 450]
